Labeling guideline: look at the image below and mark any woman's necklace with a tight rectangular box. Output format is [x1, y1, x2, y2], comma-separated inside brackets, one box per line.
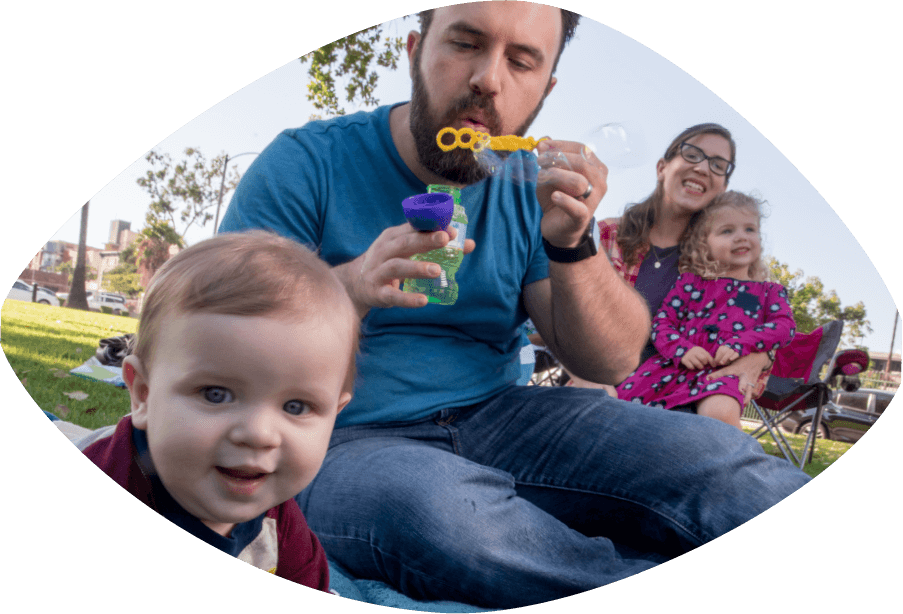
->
[649, 244, 679, 269]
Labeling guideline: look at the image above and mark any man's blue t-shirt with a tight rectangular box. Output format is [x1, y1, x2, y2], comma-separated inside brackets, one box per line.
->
[220, 104, 549, 427]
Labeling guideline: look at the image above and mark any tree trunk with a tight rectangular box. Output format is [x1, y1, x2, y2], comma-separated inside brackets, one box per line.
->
[67, 202, 91, 310]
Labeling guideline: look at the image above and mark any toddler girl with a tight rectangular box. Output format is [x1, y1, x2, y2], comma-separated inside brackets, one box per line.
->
[616, 191, 796, 428]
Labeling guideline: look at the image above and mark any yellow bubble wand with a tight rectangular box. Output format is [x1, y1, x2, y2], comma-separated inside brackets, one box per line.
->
[436, 127, 547, 153]
[436, 123, 649, 185]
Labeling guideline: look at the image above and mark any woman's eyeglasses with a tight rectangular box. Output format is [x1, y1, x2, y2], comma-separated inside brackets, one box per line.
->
[678, 142, 734, 176]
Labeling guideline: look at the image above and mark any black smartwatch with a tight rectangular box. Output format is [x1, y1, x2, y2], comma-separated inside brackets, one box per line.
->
[542, 217, 600, 263]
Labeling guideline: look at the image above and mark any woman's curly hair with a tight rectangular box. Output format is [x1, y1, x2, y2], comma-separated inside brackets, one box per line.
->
[678, 191, 768, 281]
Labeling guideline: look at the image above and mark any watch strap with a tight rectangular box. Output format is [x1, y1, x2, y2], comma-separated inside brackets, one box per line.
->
[542, 218, 599, 263]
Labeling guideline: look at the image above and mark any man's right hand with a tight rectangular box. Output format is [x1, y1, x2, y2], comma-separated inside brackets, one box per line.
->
[335, 222, 476, 318]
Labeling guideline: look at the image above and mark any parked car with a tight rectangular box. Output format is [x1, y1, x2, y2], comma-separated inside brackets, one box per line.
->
[57, 291, 129, 314]
[88, 292, 128, 314]
[780, 388, 895, 443]
[6, 280, 61, 306]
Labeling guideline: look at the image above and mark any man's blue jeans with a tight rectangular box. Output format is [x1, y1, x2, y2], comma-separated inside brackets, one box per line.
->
[297, 385, 810, 608]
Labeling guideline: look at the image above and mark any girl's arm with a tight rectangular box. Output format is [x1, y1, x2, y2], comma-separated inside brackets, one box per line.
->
[735, 283, 797, 354]
[708, 283, 794, 406]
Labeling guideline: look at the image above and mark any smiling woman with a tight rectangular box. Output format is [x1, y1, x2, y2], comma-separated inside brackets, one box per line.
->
[557, 123, 743, 388]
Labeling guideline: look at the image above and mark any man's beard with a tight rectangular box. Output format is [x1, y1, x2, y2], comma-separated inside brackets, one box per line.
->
[409, 49, 548, 185]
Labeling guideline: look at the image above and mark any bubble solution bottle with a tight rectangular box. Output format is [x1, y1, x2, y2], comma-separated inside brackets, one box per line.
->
[402, 184, 468, 305]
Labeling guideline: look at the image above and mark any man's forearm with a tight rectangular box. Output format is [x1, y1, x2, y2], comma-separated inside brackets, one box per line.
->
[332, 257, 370, 321]
[547, 254, 650, 384]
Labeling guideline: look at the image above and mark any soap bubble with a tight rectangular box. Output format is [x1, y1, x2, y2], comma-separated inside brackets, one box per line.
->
[468, 121, 648, 186]
[472, 141, 571, 186]
[472, 145, 506, 178]
[535, 147, 574, 185]
[472, 142, 541, 185]
[580, 121, 648, 173]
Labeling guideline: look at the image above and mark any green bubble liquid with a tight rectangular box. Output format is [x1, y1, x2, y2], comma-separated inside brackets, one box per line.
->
[403, 185, 468, 305]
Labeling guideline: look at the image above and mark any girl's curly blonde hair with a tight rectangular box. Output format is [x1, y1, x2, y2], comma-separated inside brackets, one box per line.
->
[678, 191, 768, 281]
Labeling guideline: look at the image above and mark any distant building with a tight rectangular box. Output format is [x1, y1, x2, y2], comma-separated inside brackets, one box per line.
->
[22, 221, 141, 293]
[108, 220, 131, 249]
[18, 218, 174, 300]
[23, 240, 75, 272]
[870, 352, 901, 375]
[26, 240, 103, 274]
[41, 241, 66, 270]
[106, 220, 140, 252]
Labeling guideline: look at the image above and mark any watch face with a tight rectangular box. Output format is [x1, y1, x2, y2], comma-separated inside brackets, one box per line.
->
[589, 217, 602, 256]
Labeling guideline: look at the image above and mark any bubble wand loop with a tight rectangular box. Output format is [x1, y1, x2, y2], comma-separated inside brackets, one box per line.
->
[436, 127, 547, 153]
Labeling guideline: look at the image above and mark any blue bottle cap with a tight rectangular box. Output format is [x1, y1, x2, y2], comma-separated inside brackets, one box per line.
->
[402, 192, 454, 231]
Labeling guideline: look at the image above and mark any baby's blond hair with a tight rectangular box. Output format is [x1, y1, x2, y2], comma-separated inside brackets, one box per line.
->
[678, 191, 768, 281]
[133, 230, 358, 392]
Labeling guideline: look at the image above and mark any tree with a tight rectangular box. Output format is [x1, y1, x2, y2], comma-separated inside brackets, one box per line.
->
[134, 218, 182, 284]
[103, 242, 141, 296]
[54, 256, 74, 285]
[299, 25, 405, 117]
[67, 202, 90, 310]
[136, 147, 242, 243]
[768, 257, 871, 348]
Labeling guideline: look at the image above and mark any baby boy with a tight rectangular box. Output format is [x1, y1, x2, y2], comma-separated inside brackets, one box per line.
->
[77, 230, 359, 590]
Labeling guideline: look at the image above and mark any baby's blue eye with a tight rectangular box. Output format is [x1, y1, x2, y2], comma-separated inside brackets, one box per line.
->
[202, 387, 233, 404]
[283, 400, 311, 416]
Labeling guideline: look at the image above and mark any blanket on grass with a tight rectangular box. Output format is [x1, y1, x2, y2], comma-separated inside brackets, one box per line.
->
[69, 356, 124, 387]
[327, 560, 491, 612]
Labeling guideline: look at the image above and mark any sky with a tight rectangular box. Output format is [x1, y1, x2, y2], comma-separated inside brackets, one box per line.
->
[40, 9, 900, 356]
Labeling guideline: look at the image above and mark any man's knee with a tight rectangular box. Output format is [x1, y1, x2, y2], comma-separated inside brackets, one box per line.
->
[303, 439, 512, 532]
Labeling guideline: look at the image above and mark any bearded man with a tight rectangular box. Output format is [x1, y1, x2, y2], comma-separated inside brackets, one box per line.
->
[220, 2, 810, 608]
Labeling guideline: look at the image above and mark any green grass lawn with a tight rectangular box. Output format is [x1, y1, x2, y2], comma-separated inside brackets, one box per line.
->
[1, 299, 135, 430]
[2, 297, 854, 477]
[742, 424, 852, 478]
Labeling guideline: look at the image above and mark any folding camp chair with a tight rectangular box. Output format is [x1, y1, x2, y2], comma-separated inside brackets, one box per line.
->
[749, 320, 870, 468]
[530, 347, 571, 386]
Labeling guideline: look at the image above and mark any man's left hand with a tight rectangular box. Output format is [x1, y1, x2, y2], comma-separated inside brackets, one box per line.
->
[534, 139, 608, 248]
